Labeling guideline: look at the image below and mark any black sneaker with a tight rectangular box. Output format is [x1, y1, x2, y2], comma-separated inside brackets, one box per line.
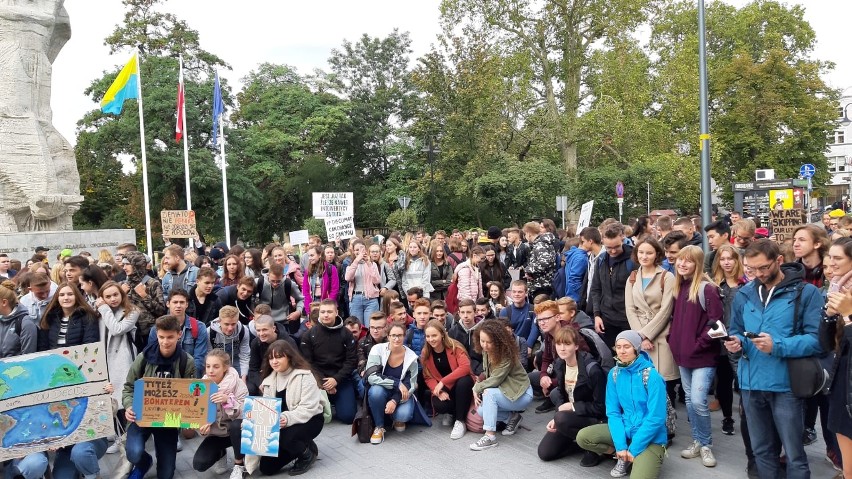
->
[535, 398, 556, 414]
[803, 427, 817, 446]
[580, 450, 603, 467]
[746, 458, 758, 479]
[722, 417, 735, 435]
[289, 447, 317, 476]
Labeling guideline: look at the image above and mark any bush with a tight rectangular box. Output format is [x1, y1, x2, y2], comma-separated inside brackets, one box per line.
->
[386, 209, 418, 232]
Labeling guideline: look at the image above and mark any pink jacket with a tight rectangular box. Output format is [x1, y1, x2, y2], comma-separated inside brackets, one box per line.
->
[345, 260, 381, 300]
[455, 261, 483, 301]
[302, 262, 340, 314]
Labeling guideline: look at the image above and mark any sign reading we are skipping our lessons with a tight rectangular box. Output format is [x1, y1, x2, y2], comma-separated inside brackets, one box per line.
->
[769, 208, 805, 242]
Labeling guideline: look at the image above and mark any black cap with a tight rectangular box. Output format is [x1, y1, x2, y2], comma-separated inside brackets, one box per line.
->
[35, 246, 49, 253]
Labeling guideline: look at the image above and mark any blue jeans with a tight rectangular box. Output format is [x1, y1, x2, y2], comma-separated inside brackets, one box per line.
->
[741, 390, 809, 479]
[679, 366, 715, 446]
[52, 439, 108, 479]
[5, 453, 47, 479]
[367, 386, 415, 429]
[478, 385, 533, 432]
[125, 424, 179, 479]
[349, 294, 379, 325]
[329, 377, 357, 424]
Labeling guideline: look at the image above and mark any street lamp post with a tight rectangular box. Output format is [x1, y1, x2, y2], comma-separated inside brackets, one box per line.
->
[697, 0, 713, 252]
[422, 136, 441, 228]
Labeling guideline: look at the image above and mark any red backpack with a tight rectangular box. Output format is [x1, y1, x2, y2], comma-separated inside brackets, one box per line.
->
[445, 274, 460, 315]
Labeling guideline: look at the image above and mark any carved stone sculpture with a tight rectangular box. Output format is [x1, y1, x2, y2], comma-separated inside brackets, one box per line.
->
[0, 0, 82, 232]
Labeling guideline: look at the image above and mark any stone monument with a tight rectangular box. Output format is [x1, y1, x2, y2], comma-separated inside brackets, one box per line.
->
[0, 0, 83, 232]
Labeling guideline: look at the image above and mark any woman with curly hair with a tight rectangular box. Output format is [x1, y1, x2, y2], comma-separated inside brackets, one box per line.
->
[470, 320, 533, 451]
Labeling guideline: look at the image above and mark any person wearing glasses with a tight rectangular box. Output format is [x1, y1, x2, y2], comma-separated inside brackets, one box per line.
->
[529, 300, 590, 414]
[365, 321, 420, 444]
[357, 312, 389, 388]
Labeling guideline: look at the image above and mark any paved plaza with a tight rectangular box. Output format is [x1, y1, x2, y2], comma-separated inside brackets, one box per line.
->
[102, 396, 840, 478]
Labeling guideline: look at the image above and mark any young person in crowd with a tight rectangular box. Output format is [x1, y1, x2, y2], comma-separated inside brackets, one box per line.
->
[590, 222, 635, 348]
[95, 280, 139, 453]
[147, 289, 209, 379]
[725, 239, 823, 479]
[187, 267, 222, 326]
[661, 231, 688, 274]
[216, 276, 256, 326]
[405, 298, 430, 357]
[208, 305, 251, 378]
[345, 239, 380, 325]
[499, 280, 536, 350]
[430, 300, 455, 330]
[243, 248, 263, 279]
[823, 271, 852, 479]
[220, 254, 244, 288]
[124, 315, 195, 479]
[302, 245, 340, 316]
[381, 238, 403, 297]
[505, 228, 530, 278]
[193, 349, 248, 479]
[475, 298, 495, 321]
[673, 217, 703, 247]
[481, 246, 508, 291]
[449, 299, 483, 375]
[422, 319, 474, 440]
[577, 227, 603, 317]
[388, 300, 413, 327]
[37, 282, 99, 351]
[624, 238, 679, 405]
[711, 244, 746, 438]
[469, 320, 533, 450]
[486, 281, 508, 318]
[80, 264, 108, 308]
[255, 263, 304, 335]
[358, 312, 388, 379]
[299, 299, 358, 424]
[562, 237, 590, 302]
[399, 240, 433, 300]
[669, 245, 724, 467]
[161, 245, 199, 300]
[257, 340, 324, 476]
[576, 330, 668, 478]
[524, 222, 558, 298]
[456, 246, 484, 301]
[446, 238, 467, 271]
[703, 220, 731, 274]
[247, 314, 297, 395]
[538, 327, 606, 463]
[430, 239, 452, 301]
[365, 321, 420, 444]
[556, 297, 593, 330]
[121, 251, 166, 351]
[19, 271, 56, 321]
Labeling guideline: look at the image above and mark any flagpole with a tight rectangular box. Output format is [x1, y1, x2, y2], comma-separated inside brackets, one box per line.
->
[219, 117, 231, 246]
[179, 54, 192, 211]
[135, 48, 153, 259]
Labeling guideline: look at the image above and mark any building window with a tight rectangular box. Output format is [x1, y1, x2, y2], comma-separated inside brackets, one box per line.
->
[832, 130, 846, 145]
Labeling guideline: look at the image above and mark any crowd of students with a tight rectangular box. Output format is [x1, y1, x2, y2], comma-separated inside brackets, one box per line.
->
[1, 212, 851, 479]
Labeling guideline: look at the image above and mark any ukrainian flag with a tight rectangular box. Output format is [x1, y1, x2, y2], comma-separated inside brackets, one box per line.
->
[100, 54, 139, 115]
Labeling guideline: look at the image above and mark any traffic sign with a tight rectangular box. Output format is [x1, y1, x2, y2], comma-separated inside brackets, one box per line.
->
[799, 164, 815, 179]
[616, 181, 624, 198]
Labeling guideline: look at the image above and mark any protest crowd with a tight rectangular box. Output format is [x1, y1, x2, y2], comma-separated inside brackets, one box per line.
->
[3, 210, 852, 479]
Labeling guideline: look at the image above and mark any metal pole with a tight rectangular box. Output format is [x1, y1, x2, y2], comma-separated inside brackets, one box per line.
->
[697, 0, 713, 252]
[135, 49, 153, 259]
[179, 54, 192, 211]
[647, 180, 651, 215]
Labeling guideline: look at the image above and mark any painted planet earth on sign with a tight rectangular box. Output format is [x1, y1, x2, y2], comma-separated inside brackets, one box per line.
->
[0, 354, 88, 448]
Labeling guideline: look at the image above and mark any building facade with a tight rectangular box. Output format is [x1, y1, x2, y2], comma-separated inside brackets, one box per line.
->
[825, 88, 852, 209]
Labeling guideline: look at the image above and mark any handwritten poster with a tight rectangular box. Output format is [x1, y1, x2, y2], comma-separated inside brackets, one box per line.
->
[312, 192, 353, 219]
[577, 200, 594, 230]
[0, 343, 115, 461]
[324, 216, 356, 241]
[240, 396, 281, 457]
[769, 208, 805, 242]
[132, 378, 217, 428]
[160, 210, 198, 238]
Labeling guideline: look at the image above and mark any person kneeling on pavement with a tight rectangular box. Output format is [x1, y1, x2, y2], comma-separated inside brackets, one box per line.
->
[576, 330, 667, 478]
[366, 321, 420, 444]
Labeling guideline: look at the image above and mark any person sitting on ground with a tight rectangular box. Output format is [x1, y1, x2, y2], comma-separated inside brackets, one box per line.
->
[430, 300, 455, 330]
[388, 300, 413, 327]
[193, 349, 249, 479]
[246, 314, 296, 395]
[255, 340, 324, 476]
[123, 315, 196, 479]
[576, 330, 667, 478]
[422, 319, 475, 440]
[365, 321, 420, 444]
[469, 320, 534, 451]
[405, 298, 430, 357]
[537, 327, 606, 463]
[448, 299, 483, 375]
[344, 315, 365, 341]
[475, 297, 496, 321]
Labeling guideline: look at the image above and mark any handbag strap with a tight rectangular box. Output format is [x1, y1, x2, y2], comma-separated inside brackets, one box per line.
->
[790, 283, 805, 336]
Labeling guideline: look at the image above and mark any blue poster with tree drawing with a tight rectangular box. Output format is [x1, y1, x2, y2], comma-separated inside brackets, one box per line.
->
[0, 343, 115, 461]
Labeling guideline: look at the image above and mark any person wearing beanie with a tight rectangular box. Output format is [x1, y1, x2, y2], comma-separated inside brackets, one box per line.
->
[575, 329, 668, 478]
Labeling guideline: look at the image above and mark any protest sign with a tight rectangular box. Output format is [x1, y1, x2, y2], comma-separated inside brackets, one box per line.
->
[325, 216, 356, 241]
[289, 230, 310, 245]
[132, 378, 217, 428]
[577, 201, 594, 230]
[769, 208, 805, 242]
[312, 192, 353, 219]
[240, 396, 281, 456]
[161, 210, 198, 238]
[0, 343, 115, 461]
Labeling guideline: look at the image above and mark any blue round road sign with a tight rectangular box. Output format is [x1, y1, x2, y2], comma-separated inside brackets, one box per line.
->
[799, 164, 815, 178]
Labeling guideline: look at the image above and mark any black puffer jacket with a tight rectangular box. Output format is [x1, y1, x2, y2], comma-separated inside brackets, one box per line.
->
[38, 308, 99, 350]
[552, 351, 606, 420]
[821, 316, 852, 416]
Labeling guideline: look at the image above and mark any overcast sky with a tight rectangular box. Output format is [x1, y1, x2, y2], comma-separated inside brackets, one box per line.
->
[51, 0, 851, 144]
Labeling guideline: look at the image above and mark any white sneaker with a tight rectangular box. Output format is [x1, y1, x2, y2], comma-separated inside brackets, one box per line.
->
[700, 446, 717, 467]
[214, 454, 231, 474]
[105, 436, 121, 454]
[229, 464, 246, 479]
[442, 414, 453, 427]
[681, 440, 701, 459]
[176, 436, 183, 452]
[450, 420, 466, 440]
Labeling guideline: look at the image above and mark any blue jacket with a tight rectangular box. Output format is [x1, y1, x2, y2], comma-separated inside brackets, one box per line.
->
[405, 323, 427, 357]
[563, 247, 589, 302]
[607, 351, 668, 456]
[728, 263, 823, 392]
[148, 314, 209, 378]
[502, 302, 534, 345]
